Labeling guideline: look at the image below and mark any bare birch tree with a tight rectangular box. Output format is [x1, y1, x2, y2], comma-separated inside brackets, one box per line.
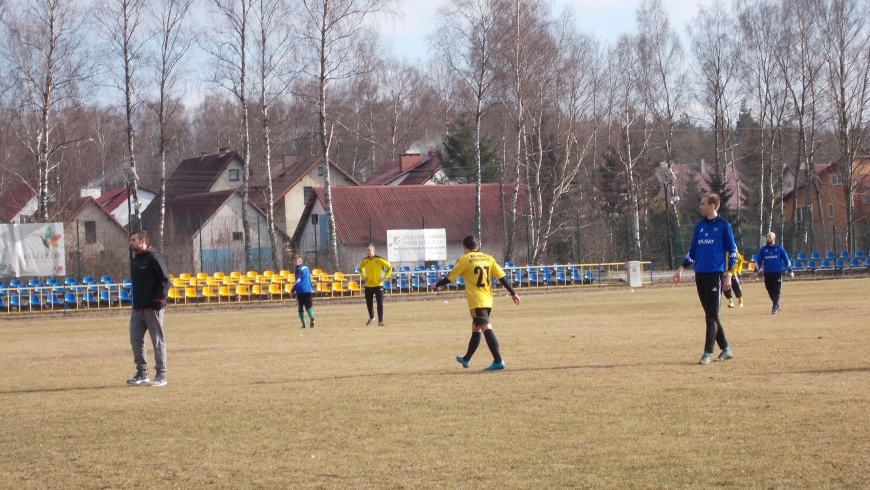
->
[253, 0, 297, 270]
[99, 0, 150, 228]
[148, 0, 194, 249]
[207, 0, 254, 268]
[431, 0, 504, 241]
[299, 0, 395, 268]
[0, 0, 95, 222]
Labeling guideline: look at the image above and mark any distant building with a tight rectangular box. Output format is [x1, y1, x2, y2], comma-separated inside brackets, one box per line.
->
[363, 152, 444, 186]
[0, 182, 56, 224]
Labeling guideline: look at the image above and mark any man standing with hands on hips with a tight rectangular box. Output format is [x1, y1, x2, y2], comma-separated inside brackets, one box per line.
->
[753, 232, 794, 314]
[126, 230, 170, 386]
[673, 194, 738, 365]
[359, 243, 393, 326]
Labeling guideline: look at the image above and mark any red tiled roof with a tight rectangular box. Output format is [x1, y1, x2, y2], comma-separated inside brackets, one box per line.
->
[364, 153, 441, 186]
[0, 182, 37, 222]
[95, 186, 155, 213]
[292, 183, 523, 246]
[63, 196, 128, 233]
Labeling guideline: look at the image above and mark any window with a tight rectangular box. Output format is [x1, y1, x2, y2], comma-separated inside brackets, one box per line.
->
[232, 232, 243, 241]
[303, 186, 312, 203]
[84, 221, 97, 244]
[863, 194, 870, 205]
[831, 174, 842, 186]
[317, 166, 324, 177]
[795, 206, 804, 223]
[827, 203, 835, 219]
[229, 169, 240, 182]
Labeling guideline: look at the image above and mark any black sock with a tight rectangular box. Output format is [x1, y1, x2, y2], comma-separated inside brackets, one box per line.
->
[464, 332, 481, 361]
[484, 329, 501, 363]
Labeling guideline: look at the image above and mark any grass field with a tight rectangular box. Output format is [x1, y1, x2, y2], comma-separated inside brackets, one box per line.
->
[1, 278, 869, 489]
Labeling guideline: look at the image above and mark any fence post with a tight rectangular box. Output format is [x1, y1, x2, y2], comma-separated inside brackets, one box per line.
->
[76, 219, 81, 280]
[199, 216, 203, 274]
[625, 215, 630, 262]
[576, 212, 581, 264]
[526, 214, 531, 264]
[369, 218, 372, 243]
[257, 213, 262, 272]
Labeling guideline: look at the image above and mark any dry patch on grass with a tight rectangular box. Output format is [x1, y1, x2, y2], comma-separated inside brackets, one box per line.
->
[2, 279, 869, 488]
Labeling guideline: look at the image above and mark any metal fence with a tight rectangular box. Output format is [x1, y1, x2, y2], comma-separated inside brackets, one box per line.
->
[0, 262, 653, 316]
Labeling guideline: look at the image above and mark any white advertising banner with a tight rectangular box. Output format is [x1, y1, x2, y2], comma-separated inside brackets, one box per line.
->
[386, 228, 447, 263]
[0, 223, 66, 278]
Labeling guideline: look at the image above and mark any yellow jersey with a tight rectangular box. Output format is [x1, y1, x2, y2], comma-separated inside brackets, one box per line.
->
[731, 253, 744, 275]
[448, 251, 507, 310]
[359, 255, 393, 287]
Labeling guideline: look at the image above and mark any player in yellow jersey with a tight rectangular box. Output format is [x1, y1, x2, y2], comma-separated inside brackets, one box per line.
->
[359, 243, 393, 326]
[723, 252, 744, 308]
[428, 236, 520, 371]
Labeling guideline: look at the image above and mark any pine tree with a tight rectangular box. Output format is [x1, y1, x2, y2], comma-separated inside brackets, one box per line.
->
[437, 115, 498, 184]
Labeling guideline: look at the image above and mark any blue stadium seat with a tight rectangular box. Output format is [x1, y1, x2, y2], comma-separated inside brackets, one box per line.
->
[397, 279, 410, 291]
[45, 278, 59, 286]
[556, 271, 567, 284]
[527, 271, 541, 286]
[83, 292, 99, 307]
[9, 279, 22, 288]
[810, 252, 821, 260]
[65, 293, 79, 308]
[64, 277, 77, 285]
[796, 252, 808, 261]
[849, 259, 861, 268]
[456, 276, 466, 289]
[855, 250, 866, 259]
[835, 259, 846, 271]
[382, 280, 393, 293]
[445, 264, 454, 271]
[793, 261, 804, 271]
[46, 294, 63, 308]
[82, 276, 96, 284]
[399, 265, 411, 272]
[0, 296, 5, 309]
[28, 279, 42, 287]
[825, 251, 835, 260]
[29, 294, 43, 309]
[9, 295, 25, 309]
[839, 251, 850, 259]
[806, 260, 818, 272]
[865, 258, 870, 268]
[119, 289, 132, 304]
[99, 291, 114, 305]
[750, 254, 758, 263]
[505, 261, 515, 268]
[820, 259, 833, 270]
[122, 279, 132, 289]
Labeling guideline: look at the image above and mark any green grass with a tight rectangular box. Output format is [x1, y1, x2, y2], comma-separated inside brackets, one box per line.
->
[2, 278, 869, 488]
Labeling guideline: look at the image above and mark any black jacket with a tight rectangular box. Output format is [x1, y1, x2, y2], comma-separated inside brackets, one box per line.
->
[130, 247, 170, 310]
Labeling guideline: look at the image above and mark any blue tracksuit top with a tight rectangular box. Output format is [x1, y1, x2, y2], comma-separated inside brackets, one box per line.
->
[292, 264, 313, 293]
[682, 215, 738, 273]
[756, 244, 792, 274]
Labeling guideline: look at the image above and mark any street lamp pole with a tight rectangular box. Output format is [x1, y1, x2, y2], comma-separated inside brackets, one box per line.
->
[655, 163, 679, 270]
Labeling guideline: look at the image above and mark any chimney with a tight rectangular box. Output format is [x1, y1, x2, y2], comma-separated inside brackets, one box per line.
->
[400, 153, 421, 172]
[201, 152, 210, 158]
[219, 147, 230, 155]
[428, 151, 437, 158]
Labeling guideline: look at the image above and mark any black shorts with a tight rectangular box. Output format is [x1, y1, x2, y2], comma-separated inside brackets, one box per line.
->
[469, 308, 491, 326]
[296, 292, 313, 312]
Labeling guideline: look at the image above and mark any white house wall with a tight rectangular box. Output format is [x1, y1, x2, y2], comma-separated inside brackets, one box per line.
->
[209, 157, 245, 192]
[281, 165, 357, 236]
[192, 196, 276, 273]
[110, 189, 157, 226]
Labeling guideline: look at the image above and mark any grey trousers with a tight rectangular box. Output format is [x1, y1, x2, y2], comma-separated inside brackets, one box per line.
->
[130, 309, 167, 374]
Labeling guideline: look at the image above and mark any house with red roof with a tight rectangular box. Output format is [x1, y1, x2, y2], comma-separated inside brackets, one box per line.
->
[363, 152, 444, 186]
[61, 196, 131, 277]
[291, 183, 521, 267]
[0, 182, 56, 224]
[248, 155, 359, 236]
[94, 187, 157, 227]
[782, 159, 870, 237]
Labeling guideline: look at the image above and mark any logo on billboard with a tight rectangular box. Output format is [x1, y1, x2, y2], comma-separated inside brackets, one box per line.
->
[41, 227, 61, 249]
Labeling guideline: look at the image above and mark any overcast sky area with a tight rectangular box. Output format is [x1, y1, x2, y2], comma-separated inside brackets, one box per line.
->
[385, 0, 705, 62]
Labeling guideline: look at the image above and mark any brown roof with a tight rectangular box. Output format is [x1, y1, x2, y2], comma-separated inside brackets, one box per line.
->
[165, 151, 242, 198]
[248, 155, 360, 209]
[292, 183, 523, 246]
[364, 153, 441, 186]
[0, 182, 37, 222]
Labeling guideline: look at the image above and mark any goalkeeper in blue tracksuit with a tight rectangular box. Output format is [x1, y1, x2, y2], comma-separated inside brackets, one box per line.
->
[673, 194, 738, 365]
[752, 232, 794, 315]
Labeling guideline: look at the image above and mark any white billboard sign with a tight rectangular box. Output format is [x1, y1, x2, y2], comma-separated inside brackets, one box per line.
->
[386, 228, 447, 263]
[0, 223, 66, 277]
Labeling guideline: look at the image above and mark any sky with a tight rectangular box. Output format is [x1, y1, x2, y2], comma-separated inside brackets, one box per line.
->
[385, 0, 703, 62]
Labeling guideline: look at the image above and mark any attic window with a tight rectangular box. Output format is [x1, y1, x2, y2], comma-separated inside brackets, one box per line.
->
[229, 169, 240, 182]
[864, 194, 870, 205]
[317, 166, 324, 177]
[232, 232, 243, 241]
[831, 174, 842, 186]
[304, 186, 312, 203]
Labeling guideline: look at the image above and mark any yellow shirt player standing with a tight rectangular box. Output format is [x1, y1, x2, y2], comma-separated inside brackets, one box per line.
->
[429, 235, 520, 371]
[724, 252, 744, 308]
[359, 243, 393, 326]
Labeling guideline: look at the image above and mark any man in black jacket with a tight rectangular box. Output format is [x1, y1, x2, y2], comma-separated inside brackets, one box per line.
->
[127, 230, 170, 387]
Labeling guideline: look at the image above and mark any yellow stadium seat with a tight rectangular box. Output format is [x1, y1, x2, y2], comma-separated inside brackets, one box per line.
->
[247, 271, 258, 279]
[238, 277, 252, 286]
[214, 272, 225, 280]
[167, 288, 182, 303]
[284, 283, 295, 296]
[230, 271, 242, 280]
[207, 278, 221, 287]
[201, 287, 217, 302]
[332, 282, 347, 296]
[263, 270, 274, 278]
[172, 278, 186, 288]
[319, 272, 331, 283]
[288, 273, 295, 282]
[222, 276, 237, 286]
[185, 287, 199, 303]
[179, 273, 191, 281]
[197, 272, 208, 282]
[236, 285, 251, 300]
[269, 283, 283, 299]
[315, 283, 331, 296]
[312, 268, 323, 277]
[218, 285, 234, 301]
[333, 271, 347, 282]
[251, 284, 264, 297]
[279, 270, 290, 278]
[348, 281, 361, 296]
